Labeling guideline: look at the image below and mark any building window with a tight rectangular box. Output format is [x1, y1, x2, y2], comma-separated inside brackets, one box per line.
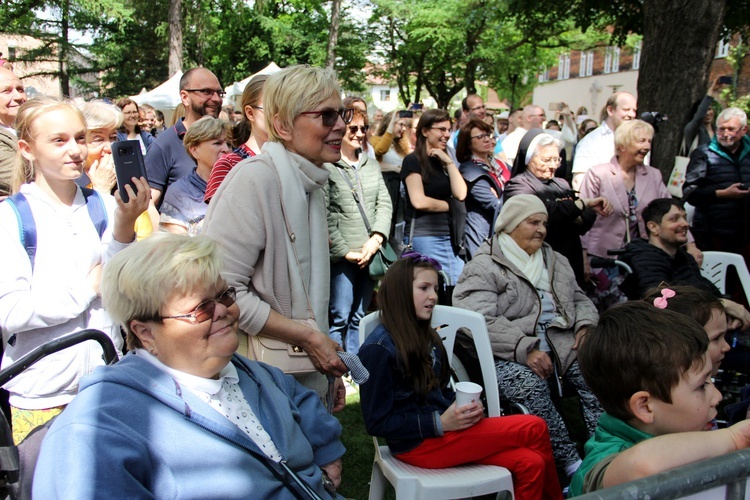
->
[379, 89, 390, 102]
[604, 46, 620, 73]
[538, 67, 549, 83]
[580, 50, 594, 77]
[716, 38, 730, 58]
[632, 42, 642, 70]
[557, 53, 570, 80]
[7, 47, 16, 61]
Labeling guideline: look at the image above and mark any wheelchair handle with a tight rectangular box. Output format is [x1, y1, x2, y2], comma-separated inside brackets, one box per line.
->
[0, 329, 117, 388]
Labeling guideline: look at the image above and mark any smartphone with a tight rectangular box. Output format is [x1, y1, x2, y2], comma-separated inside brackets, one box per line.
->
[409, 103, 424, 111]
[398, 110, 414, 118]
[548, 102, 564, 111]
[111, 140, 147, 203]
[719, 75, 733, 85]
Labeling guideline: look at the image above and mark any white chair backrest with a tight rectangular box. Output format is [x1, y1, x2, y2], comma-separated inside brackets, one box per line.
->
[700, 251, 750, 305]
[359, 305, 501, 418]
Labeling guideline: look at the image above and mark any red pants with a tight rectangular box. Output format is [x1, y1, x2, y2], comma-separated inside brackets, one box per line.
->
[396, 415, 562, 500]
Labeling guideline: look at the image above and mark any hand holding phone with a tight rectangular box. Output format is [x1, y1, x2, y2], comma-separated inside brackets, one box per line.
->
[112, 141, 148, 203]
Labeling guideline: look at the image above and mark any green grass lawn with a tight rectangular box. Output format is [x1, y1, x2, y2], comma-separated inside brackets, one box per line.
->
[334, 391, 394, 499]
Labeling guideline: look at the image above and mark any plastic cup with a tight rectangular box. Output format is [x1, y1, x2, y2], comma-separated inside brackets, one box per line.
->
[455, 381, 483, 408]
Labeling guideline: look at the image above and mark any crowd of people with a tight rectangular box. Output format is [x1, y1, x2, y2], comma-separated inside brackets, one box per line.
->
[0, 61, 749, 498]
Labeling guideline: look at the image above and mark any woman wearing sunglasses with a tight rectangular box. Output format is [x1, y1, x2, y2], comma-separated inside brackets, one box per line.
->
[323, 108, 392, 354]
[34, 234, 346, 499]
[203, 65, 350, 395]
[401, 109, 467, 294]
[456, 118, 508, 260]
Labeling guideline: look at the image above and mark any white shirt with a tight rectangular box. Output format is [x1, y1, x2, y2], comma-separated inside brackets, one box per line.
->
[501, 127, 528, 163]
[137, 349, 282, 462]
[572, 122, 614, 175]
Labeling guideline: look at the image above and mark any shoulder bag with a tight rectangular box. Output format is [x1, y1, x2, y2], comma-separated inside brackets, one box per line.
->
[335, 165, 397, 280]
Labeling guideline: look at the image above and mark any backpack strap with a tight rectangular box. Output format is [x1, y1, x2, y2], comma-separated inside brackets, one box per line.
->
[5, 193, 37, 269]
[3, 188, 108, 272]
[80, 187, 108, 239]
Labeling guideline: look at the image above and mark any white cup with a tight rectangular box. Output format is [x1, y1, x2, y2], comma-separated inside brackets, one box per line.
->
[455, 381, 483, 408]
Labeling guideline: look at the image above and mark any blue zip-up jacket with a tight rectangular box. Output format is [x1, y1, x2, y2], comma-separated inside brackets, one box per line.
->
[358, 323, 454, 455]
[684, 135, 750, 240]
[33, 352, 345, 499]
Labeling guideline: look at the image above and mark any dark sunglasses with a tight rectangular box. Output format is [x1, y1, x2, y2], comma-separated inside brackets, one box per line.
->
[348, 125, 369, 134]
[161, 287, 236, 324]
[298, 107, 354, 126]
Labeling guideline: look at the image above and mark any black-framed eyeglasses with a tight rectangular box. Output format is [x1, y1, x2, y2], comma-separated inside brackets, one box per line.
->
[471, 132, 493, 141]
[161, 287, 236, 324]
[348, 125, 369, 134]
[185, 88, 226, 99]
[298, 107, 354, 126]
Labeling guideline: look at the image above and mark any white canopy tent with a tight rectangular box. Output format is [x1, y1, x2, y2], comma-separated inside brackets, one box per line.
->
[225, 62, 282, 107]
[130, 71, 183, 111]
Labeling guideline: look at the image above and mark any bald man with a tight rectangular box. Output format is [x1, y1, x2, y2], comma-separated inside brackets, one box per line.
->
[0, 68, 27, 198]
[145, 67, 224, 205]
[501, 105, 547, 163]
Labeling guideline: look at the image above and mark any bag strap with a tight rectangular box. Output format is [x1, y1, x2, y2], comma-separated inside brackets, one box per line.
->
[335, 164, 373, 235]
[5, 193, 37, 269]
[81, 187, 108, 239]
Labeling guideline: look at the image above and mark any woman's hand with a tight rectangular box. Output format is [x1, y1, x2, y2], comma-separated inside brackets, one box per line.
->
[357, 235, 382, 267]
[302, 330, 347, 377]
[440, 401, 483, 432]
[585, 197, 613, 216]
[428, 148, 453, 167]
[527, 349, 554, 379]
[88, 154, 117, 194]
[321, 458, 343, 489]
[113, 176, 151, 243]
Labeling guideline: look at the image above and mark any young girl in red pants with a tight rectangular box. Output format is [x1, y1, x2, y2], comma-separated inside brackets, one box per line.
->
[358, 252, 562, 500]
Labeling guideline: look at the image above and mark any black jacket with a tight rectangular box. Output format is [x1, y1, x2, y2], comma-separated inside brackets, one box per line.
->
[619, 238, 721, 299]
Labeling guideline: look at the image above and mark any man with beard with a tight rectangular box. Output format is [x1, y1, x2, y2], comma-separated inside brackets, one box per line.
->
[684, 107, 750, 267]
[146, 67, 224, 205]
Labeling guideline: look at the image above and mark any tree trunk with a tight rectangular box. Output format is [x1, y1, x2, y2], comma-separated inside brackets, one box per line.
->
[325, 0, 341, 69]
[637, 0, 727, 181]
[168, 0, 183, 77]
[59, 0, 70, 97]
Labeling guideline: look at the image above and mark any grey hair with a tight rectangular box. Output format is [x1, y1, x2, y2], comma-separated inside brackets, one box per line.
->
[532, 134, 563, 157]
[717, 107, 747, 128]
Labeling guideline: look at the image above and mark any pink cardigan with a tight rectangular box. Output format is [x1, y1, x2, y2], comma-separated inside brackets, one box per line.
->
[579, 156, 670, 258]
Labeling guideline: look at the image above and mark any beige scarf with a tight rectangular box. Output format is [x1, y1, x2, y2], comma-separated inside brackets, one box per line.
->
[263, 141, 331, 332]
[498, 232, 551, 291]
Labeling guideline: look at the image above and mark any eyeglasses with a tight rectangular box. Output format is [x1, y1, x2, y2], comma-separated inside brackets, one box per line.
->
[539, 157, 562, 166]
[718, 126, 742, 134]
[348, 125, 369, 134]
[185, 88, 226, 99]
[430, 127, 451, 134]
[298, 107, 354, 126]
[471, 132, 493, 141]
[161, 287, 236, 324]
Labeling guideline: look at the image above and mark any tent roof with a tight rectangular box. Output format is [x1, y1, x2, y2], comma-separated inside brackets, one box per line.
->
[226, 62, 282, 101]
[130, 71, 183, 111]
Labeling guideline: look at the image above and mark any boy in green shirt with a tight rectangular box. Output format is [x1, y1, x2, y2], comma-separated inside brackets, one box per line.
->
[569, 300, 750, 496]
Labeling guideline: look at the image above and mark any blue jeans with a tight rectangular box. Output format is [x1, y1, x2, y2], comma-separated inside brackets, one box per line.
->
[410, 235, 464, 285]
[328, 260, 376, 354]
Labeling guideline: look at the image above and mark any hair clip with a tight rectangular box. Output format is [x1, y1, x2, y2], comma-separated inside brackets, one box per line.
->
[653, 288, 676, 309]
[401, 249, 443, 271]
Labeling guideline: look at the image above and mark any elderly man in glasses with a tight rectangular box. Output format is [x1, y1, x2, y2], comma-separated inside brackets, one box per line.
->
[146, 67, 226, 206]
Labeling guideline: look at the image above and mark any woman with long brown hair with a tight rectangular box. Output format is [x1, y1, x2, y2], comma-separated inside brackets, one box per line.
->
[401, 109, 467, 287]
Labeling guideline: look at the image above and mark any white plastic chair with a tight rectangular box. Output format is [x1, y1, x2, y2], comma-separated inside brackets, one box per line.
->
[700, 251, 750, 305]
[360, 305, 514, 500]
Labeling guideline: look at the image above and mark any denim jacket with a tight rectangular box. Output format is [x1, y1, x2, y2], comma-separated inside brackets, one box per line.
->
[358, 323, 455, 454]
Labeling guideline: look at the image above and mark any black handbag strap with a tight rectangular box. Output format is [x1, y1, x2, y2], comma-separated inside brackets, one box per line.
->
[335, 163, 373, 235]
